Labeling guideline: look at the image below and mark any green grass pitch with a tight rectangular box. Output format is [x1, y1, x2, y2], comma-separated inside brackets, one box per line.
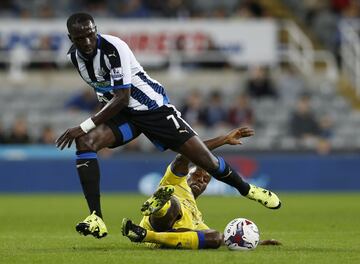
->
[0, 193, 359, 264]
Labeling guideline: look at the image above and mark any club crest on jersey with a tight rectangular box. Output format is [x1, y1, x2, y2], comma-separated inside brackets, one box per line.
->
[97, 67, 107, 77]
[110, 67, 123, 80]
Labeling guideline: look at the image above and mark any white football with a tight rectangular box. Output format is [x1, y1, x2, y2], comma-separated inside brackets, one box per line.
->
[224, 218, 260, 250]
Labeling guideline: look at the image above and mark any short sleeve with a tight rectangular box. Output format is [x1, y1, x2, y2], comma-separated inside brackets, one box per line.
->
[158, 164, 187, 187]
[108, 41, 132, 89]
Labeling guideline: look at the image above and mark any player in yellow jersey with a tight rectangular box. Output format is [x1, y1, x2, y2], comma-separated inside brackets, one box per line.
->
[122, 127, 281, 249]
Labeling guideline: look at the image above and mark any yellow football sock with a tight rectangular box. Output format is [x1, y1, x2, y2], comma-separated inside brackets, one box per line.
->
[144, 230, 201, 249]
[152, 200, 171, 217]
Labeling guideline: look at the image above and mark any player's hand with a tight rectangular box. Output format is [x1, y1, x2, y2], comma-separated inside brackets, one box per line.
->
[225, 127, 255, 145]
[55, 126, 85, 150]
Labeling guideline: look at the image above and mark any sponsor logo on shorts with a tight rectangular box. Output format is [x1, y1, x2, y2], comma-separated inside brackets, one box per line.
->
[178, 129, 188, 134]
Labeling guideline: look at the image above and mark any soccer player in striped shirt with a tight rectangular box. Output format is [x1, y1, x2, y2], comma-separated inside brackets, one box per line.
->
[56, 13, 281, 239]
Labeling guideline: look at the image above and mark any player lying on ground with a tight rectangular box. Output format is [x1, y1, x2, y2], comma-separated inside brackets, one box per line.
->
[56, 13, 281, 239]
[121, 127, 281, 249]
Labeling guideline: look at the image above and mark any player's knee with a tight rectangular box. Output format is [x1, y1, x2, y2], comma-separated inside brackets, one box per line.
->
[75, 134, 97, 152]
[204, 231, 223, 249]
[150, 197, 181, 232]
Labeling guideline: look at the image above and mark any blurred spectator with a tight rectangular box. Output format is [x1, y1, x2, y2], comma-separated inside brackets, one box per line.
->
[0, 121, 6, 144]
[289, 94, 321, 140]
[202, 90, 228, 127]
[115, 0, 150, 18]
[233, 0, 266, 18]
[316, 114, 334, 155]
[196, 38, 229, 69]
[319, 114, 334, 139]
[316, 137, 332, 155]
[228, 93, 254, 127]
[180, 90, 205, 127]
[312, 5, 338, 54]
[84, 0, 109, 17]
[302, 0, 328, 25]
[246, 66, 277, 99]
[340, 0, 360, 19]
[285, 0, 359, 65]
[38, 125, 56, 145]
[1, 0, 270, 18]
[6, 117, 32, 144]
[0, 0, 20, 17]
[65, 89, 99, 113]
[277, 65, 305, 104]
[210, 6, 227, 18]
[37, 4, 55, 18]
[145, 0, 190, 18]
[332, 0, 351, 14]
[18, 8, 31, 19]
[190, 0, 227, 17]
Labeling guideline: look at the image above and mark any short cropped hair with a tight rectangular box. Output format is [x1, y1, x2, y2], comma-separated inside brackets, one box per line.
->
[67, 13, 94, 32]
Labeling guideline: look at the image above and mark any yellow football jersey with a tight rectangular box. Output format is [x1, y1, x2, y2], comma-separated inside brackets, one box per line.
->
[140, 164, 209, 231]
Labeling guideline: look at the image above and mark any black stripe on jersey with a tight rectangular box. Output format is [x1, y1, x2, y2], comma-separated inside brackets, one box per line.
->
[99, 36, 121, 68]
[131, 84, 159, 110]
[136, 72, 169, 103]
[99, 49, 110, 80]
[99, 36, 124, 86]
[70, 52, 79, 69]
[85, 60, 97, 82]
[67, 44, 76, 55]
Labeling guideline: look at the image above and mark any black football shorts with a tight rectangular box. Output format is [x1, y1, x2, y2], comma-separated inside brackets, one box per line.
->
[106, 104, 197, 151]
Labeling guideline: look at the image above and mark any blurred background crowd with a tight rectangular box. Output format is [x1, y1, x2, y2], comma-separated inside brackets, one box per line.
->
[0, 0, 359, 156]
[0, 0, 358, 21]
[0, 0, 269, 19]
[1, 0, 359, 59]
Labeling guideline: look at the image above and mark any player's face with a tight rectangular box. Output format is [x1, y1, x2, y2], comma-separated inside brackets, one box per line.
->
[188, 168, 211, 198]
[69, 20, 97, 57]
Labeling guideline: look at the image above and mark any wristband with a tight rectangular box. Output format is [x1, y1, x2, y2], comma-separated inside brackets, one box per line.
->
[80, 118, 96, 133]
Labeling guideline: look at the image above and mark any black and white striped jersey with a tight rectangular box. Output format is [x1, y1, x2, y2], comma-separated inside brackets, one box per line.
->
[67, 34, 169, 111]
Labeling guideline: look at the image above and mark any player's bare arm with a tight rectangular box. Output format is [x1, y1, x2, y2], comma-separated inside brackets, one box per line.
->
[56, 89, 130, 150]
[92, 89, 130, 125]
[171, 127, 255, 175]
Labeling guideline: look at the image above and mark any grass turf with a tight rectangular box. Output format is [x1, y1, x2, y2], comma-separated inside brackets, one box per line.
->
[0, 193, 359, 264]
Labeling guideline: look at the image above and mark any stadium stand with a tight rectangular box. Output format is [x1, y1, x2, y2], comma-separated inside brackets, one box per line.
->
[0, 66, 357, 153]
[0, 0, 359, 155]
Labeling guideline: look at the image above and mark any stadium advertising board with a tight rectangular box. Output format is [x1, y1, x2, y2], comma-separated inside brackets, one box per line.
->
[0, 19, 277, 66]
[0, 153, 359, 192]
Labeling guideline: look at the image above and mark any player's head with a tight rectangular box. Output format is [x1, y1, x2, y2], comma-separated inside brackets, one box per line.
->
[187, 166, 211, 199]
[67, 13, 97, 57]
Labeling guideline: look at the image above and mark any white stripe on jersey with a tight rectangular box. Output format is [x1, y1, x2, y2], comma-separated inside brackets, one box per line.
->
[131, 98, 149, 111]
[130, 74, 166, 108]
[75, 51, 91, 83]
[93, 50, 105, 82]
[104, 55, 111, 70]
